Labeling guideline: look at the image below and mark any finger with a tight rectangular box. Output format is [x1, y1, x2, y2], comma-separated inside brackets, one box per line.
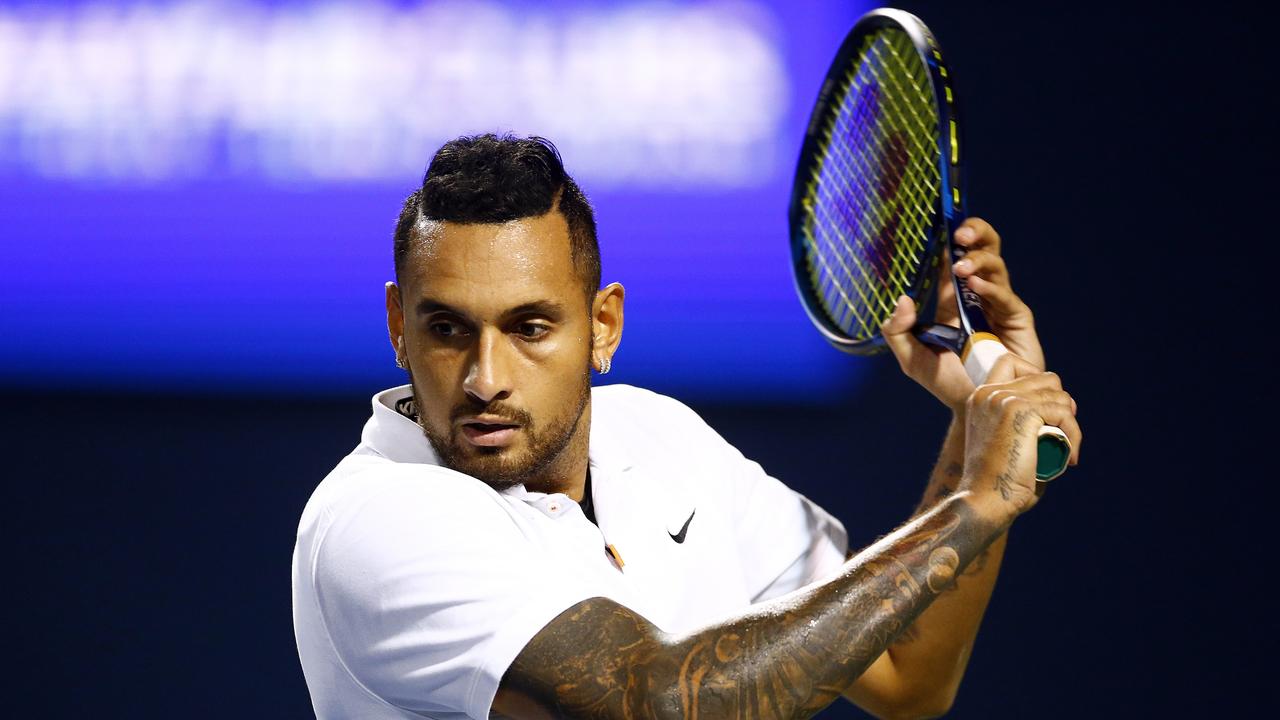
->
[983, 369, 1068, 407]
[952, 249, 1009, 285]
[1005, 370, 1065, 394]
[965, 274, 1030, 321]
[954, 217, 1001, 253]
[1000, 387, 1079, 461]
[1028, 396, 1083, 466]
[1034, 386, 1074, 411]
[983, 350, 1041, 384]
[881, 295, 924, 370]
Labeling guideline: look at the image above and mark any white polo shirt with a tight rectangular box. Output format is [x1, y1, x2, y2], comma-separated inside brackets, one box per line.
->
[292, 384, 848, 720]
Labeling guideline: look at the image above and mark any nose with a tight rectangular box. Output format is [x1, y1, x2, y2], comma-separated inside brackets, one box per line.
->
[462, 327, 513, 405]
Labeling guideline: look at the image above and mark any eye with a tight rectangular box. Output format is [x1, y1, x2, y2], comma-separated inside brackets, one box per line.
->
[515, 322, 550, 340]
[429, 320, 467, 338]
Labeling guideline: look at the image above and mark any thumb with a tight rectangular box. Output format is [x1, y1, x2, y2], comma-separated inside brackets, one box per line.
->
[881, 295, 924, 370]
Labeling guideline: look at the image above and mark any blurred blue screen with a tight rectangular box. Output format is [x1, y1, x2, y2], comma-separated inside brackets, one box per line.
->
[0, 0, 872, 400]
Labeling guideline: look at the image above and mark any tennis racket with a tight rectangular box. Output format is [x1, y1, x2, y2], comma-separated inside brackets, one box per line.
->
[788, 7, 1071, 482]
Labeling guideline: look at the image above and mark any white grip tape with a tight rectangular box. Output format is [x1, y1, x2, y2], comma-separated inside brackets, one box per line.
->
[961, 333, 1007, 386]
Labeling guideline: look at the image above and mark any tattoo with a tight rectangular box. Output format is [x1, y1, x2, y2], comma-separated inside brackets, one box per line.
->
[503, 497, 999, 719]
[914, 462, 963, 518]
[995, 410, 1032, 501]
[898, 455, 967, 648]
[933, 463, 962, 502]
[925, 547, 960, 593]
[894, 621, 922, 645]
[963, 546, 991, 578]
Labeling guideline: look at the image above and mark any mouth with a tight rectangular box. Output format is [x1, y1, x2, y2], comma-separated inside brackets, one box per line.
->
[458, 417, 522, 448]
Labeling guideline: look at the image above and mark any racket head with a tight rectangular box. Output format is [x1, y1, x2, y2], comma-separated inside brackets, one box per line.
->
[788, 8, 965, 355]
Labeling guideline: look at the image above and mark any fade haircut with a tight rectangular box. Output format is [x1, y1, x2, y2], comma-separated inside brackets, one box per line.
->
[393, 133, 601, 303]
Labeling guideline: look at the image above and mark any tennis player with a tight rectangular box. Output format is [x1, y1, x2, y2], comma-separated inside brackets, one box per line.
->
[292, 134, 1081, 719]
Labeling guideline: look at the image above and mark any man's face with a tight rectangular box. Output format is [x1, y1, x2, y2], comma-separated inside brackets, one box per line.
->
[393, 211, 593, 491]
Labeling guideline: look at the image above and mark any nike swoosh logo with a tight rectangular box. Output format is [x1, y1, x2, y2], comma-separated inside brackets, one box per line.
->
[668, 510, 695, 544]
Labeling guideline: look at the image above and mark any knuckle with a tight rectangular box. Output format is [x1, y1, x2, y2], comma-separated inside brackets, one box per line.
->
[976, 385, 1007, 407]
[990, 390, 1021, 411]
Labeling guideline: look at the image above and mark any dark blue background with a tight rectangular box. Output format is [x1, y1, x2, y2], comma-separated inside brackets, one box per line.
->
[5, 1, 1268, 717]
[0, 0, 869, 400]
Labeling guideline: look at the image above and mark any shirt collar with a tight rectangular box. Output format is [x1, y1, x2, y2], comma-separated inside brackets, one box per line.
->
[362, 385, 440, 465]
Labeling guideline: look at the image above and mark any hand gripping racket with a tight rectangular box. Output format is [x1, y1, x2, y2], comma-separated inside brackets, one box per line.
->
[788, 7, 1071, 482]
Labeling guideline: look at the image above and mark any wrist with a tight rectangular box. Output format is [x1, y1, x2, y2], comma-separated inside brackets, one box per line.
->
[951, 489, 1015, 537]
[938, 393, 967, 416]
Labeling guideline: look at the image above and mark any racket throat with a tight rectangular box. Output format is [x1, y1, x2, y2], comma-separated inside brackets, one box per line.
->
[914, 323, 964, 353]
[912, 324, 1006, 385]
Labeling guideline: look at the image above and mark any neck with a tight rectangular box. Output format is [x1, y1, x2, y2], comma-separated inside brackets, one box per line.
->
[521, 403, 592, 502]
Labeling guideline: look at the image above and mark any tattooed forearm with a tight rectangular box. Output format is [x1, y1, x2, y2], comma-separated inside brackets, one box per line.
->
[501, 495, 1003, 720]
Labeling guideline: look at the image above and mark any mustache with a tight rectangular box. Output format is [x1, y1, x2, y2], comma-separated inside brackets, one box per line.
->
[450, 400, 533, 427]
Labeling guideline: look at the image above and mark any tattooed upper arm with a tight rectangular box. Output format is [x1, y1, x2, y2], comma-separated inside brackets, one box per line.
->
[494, 597, 672, 719]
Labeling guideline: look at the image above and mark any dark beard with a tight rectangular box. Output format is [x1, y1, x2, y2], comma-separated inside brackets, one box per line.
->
[414, 370, 591, 492]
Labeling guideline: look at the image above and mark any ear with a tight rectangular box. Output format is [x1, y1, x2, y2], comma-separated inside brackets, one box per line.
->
[590, 282, 625, 372]
[386, 281, 405, 358]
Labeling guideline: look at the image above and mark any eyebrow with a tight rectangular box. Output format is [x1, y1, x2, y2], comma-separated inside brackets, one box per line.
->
[413, 298, 566, 321]
[414, 298, 465, 317]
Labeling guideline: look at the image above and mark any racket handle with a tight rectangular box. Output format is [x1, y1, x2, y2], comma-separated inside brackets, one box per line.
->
[960, 331, 1072, 483]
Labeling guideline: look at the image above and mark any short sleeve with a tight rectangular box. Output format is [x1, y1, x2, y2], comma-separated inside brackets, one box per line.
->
[612, 387, 850, 604]
[308, 471, 599, 719]
[724, 449, 849, 602]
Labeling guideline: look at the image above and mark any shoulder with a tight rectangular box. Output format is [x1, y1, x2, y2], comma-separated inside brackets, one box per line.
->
[306, 455, 500, 521]
[591, 383, 698, 415]
[591, 384, 724, 449]
[589, 384, 754, 507]
[296, 456, 517, 571]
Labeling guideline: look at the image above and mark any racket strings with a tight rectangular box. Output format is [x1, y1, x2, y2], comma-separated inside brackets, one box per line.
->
[800, 27, 941, 341]
[816, 109, 924, 290]
[824, 33, 936, 320]
[806, 130, 901, 336]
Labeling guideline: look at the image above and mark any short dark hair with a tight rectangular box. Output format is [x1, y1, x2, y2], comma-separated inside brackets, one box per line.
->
[393, 134, 601, 302]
